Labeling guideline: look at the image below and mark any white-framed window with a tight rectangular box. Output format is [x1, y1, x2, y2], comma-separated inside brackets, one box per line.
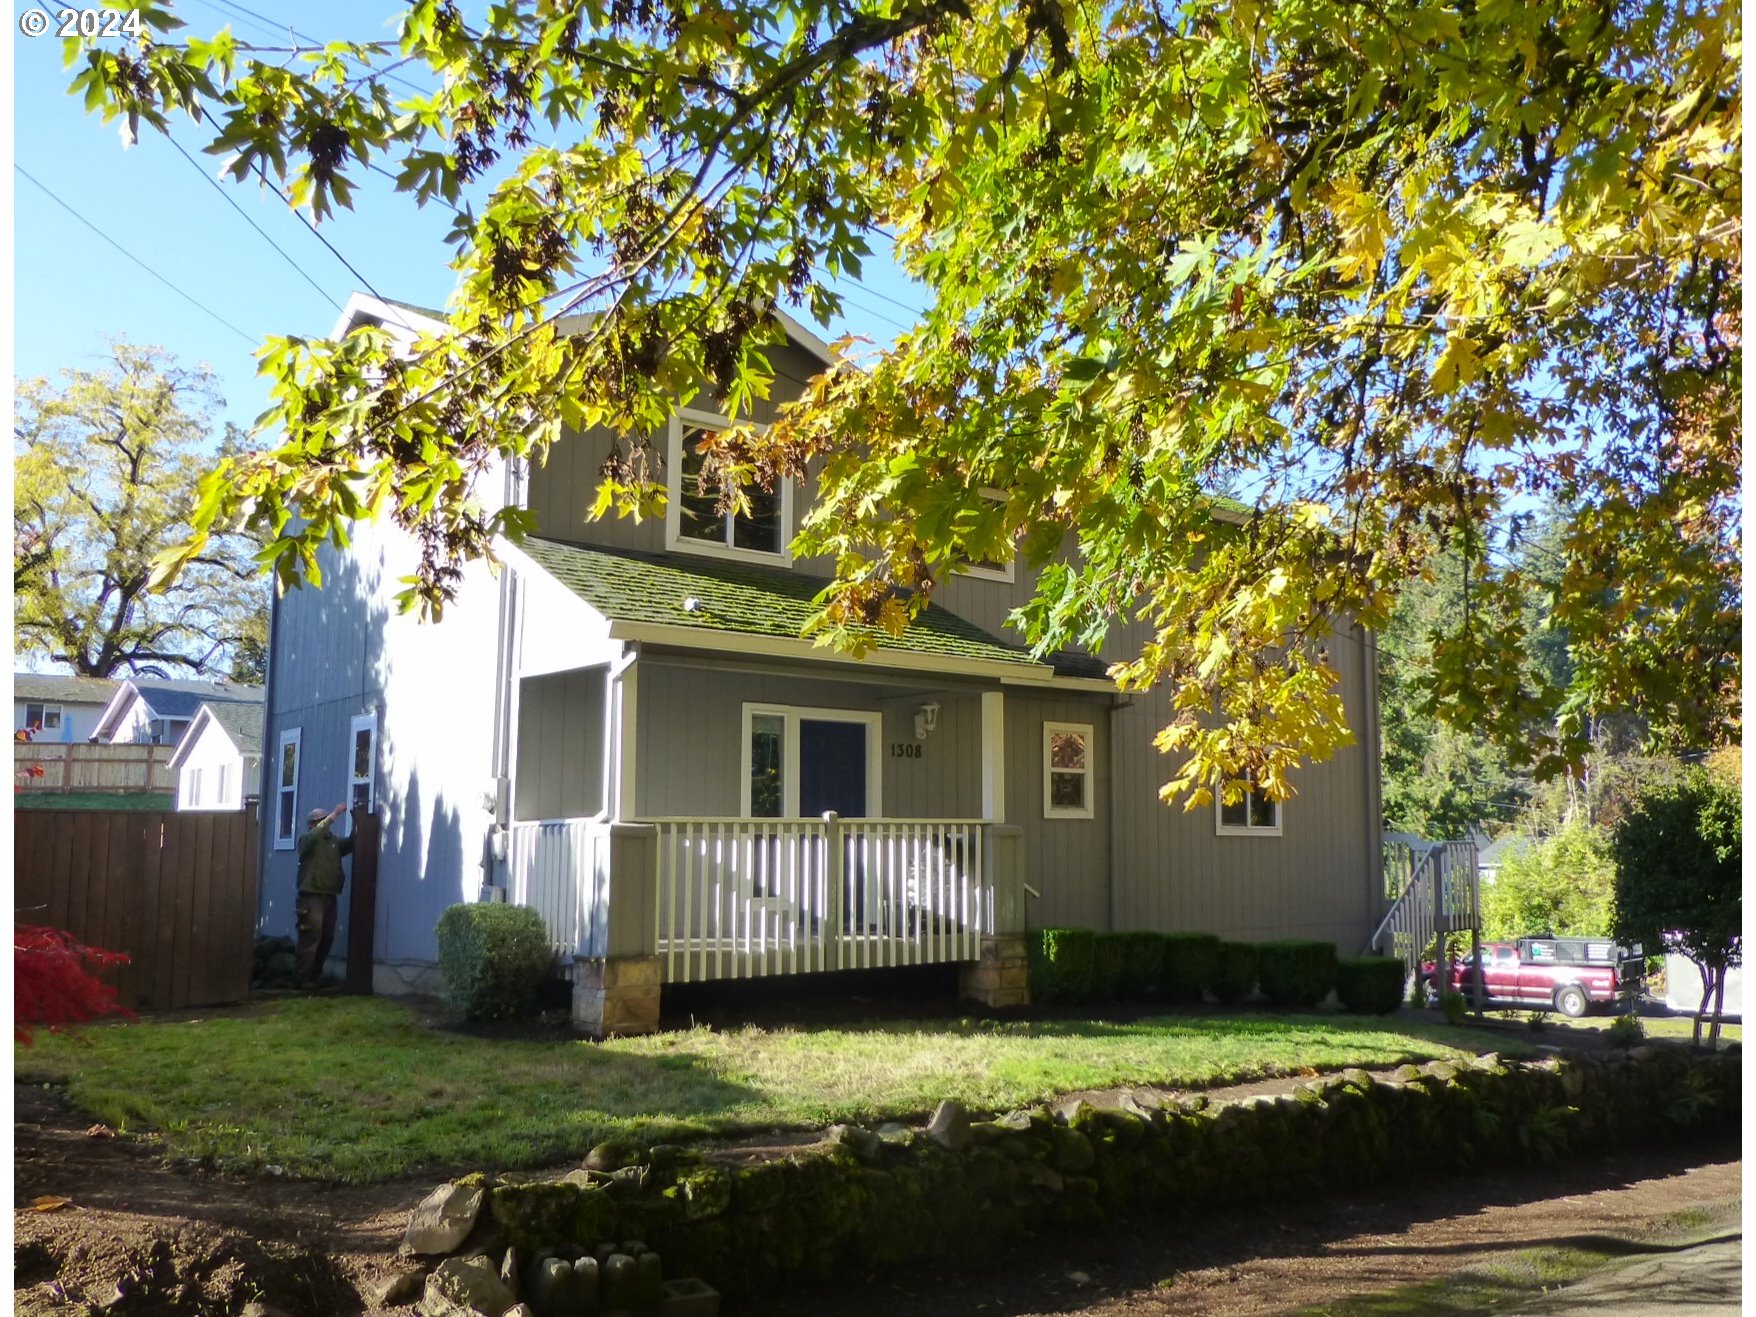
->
[186, 766, 203, 808]
[23, 702, 63, 731]
[349, 712, 378, 812]
[274, 728, 302, 849]
[953, 488, 1016, 583]
[1216, 779, 1282, 836]
[664, 409, 792, 564]
[739, 703, 883, 819]
[217, 762, 232, 806]
[1042, 721, 1095, 819]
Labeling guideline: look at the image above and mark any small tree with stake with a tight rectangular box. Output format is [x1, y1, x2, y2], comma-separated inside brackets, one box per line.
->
[1612, 768, 1742, 1048]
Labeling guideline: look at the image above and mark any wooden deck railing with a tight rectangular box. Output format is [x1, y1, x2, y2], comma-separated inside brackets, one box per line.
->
[15, 741, 176, 793]
[1370, 834, 1481, 999]
[649, 815, 995, 983]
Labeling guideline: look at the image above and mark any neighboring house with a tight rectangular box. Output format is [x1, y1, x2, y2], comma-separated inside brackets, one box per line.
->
[1475, 833, 1530, 887]
[259, 293, 1385, 1031]
[170, 701, 264, 812]
[13, 674, 118, 743]
[91, 678, 263, 748]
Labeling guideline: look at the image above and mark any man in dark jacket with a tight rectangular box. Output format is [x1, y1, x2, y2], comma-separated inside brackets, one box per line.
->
[295, 802, 354, 987]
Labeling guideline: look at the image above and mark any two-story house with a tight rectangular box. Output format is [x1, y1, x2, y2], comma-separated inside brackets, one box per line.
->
[259, 293, 1384, 1032]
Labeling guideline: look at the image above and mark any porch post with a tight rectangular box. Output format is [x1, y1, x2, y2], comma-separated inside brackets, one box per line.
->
[608, 655, 639, 822]
[980, 690, 1006, 822]
[960, 823, 1029, 1009]
[571, 822, 661, 1037]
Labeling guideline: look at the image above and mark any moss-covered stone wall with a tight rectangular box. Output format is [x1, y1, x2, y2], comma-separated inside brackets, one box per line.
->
[478, 1047, 1739, 1300]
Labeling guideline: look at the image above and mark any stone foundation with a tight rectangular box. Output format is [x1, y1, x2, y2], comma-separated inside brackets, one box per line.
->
[959, 934, 1031, 1008]
[572, 955, 663, 1036]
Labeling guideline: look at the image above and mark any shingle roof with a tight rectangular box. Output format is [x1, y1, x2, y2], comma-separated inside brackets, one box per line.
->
[1047, 650, 1111, 681]
[199, 701, 264, 757]
[13, 673, 119, 705]
[520, 537, 1045, 671]
[131, 679, 263, 721]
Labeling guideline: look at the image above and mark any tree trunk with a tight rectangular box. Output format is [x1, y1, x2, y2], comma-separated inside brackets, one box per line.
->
[1708, 964, 1728, 1048]
[1693, 966, 1714, 1048]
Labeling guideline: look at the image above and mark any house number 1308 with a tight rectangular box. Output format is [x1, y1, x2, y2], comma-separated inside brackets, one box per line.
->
[890, 743, 923, 759]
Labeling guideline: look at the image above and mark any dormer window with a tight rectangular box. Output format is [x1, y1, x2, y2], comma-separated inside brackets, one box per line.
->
[664, 410, 792, 564]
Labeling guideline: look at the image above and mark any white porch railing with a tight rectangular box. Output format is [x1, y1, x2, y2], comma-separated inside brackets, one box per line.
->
[507, 818, 611, 957]
[1369, 833, 1481, 996]
[651, 815, 993, 983]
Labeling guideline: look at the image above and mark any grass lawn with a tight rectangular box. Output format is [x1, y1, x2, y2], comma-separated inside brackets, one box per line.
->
[13, 790, 175, 810]
[17, 998, 1524, 1184]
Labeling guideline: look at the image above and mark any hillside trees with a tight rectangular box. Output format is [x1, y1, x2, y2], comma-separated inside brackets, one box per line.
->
[66, 0, 1740, 804]
[14, 341, 269, 679]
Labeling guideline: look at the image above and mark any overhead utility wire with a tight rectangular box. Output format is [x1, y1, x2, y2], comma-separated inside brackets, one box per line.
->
[166, 134, 343, 312]
[16, 164, 256, 347]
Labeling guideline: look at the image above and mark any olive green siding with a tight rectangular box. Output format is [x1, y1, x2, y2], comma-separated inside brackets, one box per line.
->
[514, 666, 608, 821]
[1004, 690, 1114, 931]
[634, 657, 988, 821]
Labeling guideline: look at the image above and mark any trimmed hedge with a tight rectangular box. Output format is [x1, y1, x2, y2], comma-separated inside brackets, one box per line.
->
[1256, 940, 1339, 1007]
[1211, 941, 1258, 1003]
[441, 1048, 1740, 1301]
[1336, 956, 1407, 1015]
[436, 902, 556, 1021]
[1160, 933, 1222, 1002]
[1090, 932, 1164, 999]
[1030, 928, 1096, 1003]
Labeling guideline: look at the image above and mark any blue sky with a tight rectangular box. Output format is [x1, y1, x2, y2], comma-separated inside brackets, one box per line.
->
[11, 0, 928, 439]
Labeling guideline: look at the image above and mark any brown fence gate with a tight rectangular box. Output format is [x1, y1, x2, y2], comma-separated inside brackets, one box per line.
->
[14, 810, 259, 1011]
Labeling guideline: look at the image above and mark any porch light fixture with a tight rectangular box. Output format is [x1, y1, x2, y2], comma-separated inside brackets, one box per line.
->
[914, 701, 941, 740]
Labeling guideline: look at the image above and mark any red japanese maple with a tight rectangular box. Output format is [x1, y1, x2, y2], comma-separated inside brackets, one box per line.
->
[14, 925, 134, 1044]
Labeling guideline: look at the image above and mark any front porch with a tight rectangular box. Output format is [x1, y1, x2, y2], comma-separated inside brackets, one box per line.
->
[506, 813, 1029, 1031]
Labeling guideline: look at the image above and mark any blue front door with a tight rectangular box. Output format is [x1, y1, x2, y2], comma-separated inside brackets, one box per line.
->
[798, 719, 868, 818]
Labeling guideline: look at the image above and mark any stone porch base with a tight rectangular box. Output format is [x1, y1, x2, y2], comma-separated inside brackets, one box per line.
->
[572, 955, 663, 1036]
[958, 934, 1031, 1009]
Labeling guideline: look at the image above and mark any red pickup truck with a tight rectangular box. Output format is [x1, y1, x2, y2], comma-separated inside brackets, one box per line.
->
[1423, 937, 1644, 1017]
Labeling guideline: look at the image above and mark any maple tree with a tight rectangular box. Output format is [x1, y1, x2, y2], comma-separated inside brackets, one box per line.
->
[68, 0, 1739, 805]
[14, 925, 134, 1045]
[14, 341, 269, 678]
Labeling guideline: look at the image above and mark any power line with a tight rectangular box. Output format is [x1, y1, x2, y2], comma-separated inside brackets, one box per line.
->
[165, 134, 343, 312]
[15, 164, 256, 347]
[195, 0, 430, 98]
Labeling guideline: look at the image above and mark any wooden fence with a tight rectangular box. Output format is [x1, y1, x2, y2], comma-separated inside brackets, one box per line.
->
[14, 810, 259, 1011]
[15, 742, 177, 793]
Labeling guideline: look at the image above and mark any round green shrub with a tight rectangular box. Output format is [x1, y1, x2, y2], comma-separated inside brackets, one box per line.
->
[1029, 928, 1096, 1003]
[1255, 940, 1339, 1008]
[1335, 955, 1406, 1014]
[436, 902, 556, 1021]
[1211, 941, 1258, 1003]
[1160, 933, 1222, 1002]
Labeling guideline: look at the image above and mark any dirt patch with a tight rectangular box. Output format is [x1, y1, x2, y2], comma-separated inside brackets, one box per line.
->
[752, 1143, 1741, 1317]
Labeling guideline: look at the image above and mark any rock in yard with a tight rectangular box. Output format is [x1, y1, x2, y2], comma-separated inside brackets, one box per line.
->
[419, 1255, 517, 1317]
[371, 1265, 430, 1308]
[404, 1183, 487, 1256]
[926, 1099, 972, 1151]
[239, 1304, 295, 1317]
[827, 1123, 882, 1161]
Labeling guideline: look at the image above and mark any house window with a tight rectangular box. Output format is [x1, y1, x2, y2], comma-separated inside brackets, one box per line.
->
[665, 410, 791, 563]
[349, 713, 378, 812]
[953, 489, 1016, 582]
[217, 762, 231, 805]
[274, 728, 302, 849]
[24, 703, 63, 731]
[187, 766, 203, 807]
[1216, 779, 1282, 836]
[1042, 722, 1094, 819]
